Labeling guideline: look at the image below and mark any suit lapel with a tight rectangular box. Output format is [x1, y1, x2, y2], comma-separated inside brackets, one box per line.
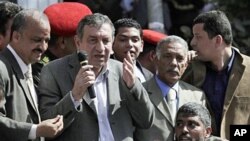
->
[146, 78, 174, 125]
[68, 52, 81, 83]
[107, 65, 122, 115]
[223, 53, 245, 116]
[178, 83, 189, 108]
[2, 48, 39, 116]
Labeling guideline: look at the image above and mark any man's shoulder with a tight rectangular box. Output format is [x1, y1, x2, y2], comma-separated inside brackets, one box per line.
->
[179, 80, 204, 93]
[206, 135, 228, 141]
[108, 58, 123, 69]
[45, 53, 75, 68]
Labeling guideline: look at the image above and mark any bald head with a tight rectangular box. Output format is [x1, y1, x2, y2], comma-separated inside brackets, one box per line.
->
[11, 9, 50, 37]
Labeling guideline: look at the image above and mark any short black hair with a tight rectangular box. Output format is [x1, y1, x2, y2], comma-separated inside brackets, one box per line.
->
[193, 10, 233, 45]
[0, 1, 22, 36]
[176, 102, 211, 128]
[114, 18, 143, 38]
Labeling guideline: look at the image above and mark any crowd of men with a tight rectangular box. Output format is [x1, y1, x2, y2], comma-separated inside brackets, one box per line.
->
[1, 1, 250, 141]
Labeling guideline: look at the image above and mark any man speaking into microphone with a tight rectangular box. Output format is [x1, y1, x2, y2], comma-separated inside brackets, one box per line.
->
[38, 13, 154, 141]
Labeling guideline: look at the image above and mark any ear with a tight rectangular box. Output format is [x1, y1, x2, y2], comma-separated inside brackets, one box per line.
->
[56, 37, 65, 49]
[12, 31, 21, 42]
[0, 34, 4, 47]
[205, 127, 212, 138]
[149, 50, 156, 61]
[74, 35, 81, 50]
[110, 37, 114, 54]
[215, 35, 223, 46]
[140, 40, 144, 52]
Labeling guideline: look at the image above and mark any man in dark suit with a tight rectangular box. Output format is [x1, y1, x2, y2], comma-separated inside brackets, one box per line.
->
[112, 18, 153, 82]
[38, 13, 154, 141]
[134, 35, 206, 141]
[0, 9, 63, 141]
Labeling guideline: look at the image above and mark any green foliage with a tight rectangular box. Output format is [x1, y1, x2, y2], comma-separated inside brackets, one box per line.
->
[212, 0, 250, 55]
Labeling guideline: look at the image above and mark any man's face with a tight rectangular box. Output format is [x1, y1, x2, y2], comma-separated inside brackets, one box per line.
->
[190, 23, 217, 62]
[14, 18, 50, 64]
[113, 27, 143, 63]
[156, 42, 187, 86]
[76, 23, 113, 72]
[175, 114, 211, 141]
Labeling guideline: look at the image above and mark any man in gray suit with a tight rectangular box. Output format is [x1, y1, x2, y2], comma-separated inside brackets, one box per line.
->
[134, 35, 206, 141]
[0, 9, 63, 141]
[38, 13, 154, 141]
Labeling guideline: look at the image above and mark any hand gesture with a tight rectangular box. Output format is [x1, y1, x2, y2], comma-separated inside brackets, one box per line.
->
[72, 65, 95, 101]
[187, 50, 197, 63]
[123, 52, 135, 88]
[36, 115, 63, 138]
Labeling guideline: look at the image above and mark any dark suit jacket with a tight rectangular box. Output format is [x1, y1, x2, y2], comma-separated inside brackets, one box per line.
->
[182, 48, 250, 139]
[0, 48, 40, 141]
[134, 77, 206, 141]
[136, 61, 153, 81]
[38, 53, 154, 141]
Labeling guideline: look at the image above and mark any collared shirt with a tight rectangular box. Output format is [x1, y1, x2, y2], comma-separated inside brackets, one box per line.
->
[7, 45, 38, 140]
[90, 65, 114, 141]
[155, 75, 179, 101]
[73, 65, 114, 141]
[94, 66, 114, 141]
[202, 49, 235, 134]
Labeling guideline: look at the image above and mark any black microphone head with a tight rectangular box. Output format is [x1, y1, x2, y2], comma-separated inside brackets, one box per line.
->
[77, 50, 88, 65]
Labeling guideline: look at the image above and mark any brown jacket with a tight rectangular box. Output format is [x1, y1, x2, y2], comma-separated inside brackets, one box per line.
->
[182, 48, 250, 139]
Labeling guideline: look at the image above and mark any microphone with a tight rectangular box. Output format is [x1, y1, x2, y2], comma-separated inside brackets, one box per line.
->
[77, 51, 96, 99]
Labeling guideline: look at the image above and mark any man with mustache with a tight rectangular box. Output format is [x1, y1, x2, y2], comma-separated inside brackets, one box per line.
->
[0, 9, 63, 141]
[32, 2, 92, 90]
[134, 35, 206, 141]
[175, 102, 227, 141]
[112, 18, 153, 83]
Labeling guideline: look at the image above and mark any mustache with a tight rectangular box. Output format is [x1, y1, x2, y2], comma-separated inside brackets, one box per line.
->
[32, 48, 43, 53]
[178, 134, 192, 140]
[166, 69, 179, 75]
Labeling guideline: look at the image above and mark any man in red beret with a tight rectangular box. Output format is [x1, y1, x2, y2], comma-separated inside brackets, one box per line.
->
[32, 2, 92, 89]
[137, 29, 167, 74]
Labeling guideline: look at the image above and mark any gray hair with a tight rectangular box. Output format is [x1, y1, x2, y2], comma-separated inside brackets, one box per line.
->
[176, 102, 211, 128]
[156, 35, 188, 59]
[76, 13, 115, 40]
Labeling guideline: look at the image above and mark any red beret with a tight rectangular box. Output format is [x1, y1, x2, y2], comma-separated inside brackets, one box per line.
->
[44, 2, 92, 36]
[143, 29, 167, 45]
